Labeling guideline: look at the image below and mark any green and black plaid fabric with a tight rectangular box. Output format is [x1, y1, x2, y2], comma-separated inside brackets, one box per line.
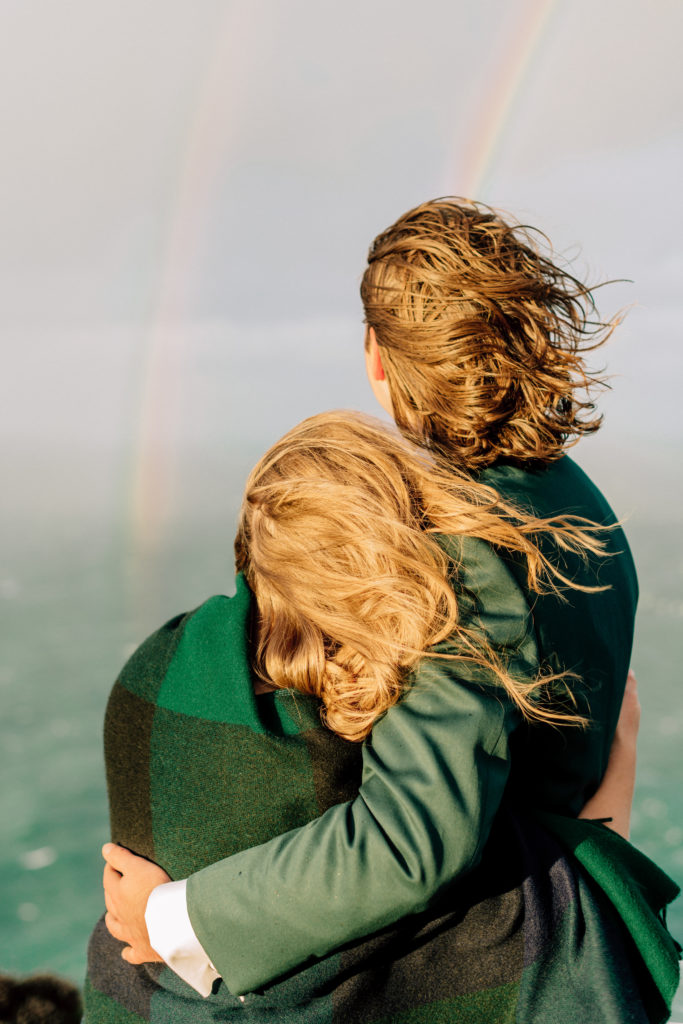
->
[84, 580, 679, 1023]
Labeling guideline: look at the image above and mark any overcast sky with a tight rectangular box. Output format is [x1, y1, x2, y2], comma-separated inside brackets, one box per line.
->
[1, 0, 681, 326]
[1, 0, 681, 537]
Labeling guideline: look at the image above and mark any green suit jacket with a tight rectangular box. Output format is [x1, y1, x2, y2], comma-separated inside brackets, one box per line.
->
[186, 456, 641, 993]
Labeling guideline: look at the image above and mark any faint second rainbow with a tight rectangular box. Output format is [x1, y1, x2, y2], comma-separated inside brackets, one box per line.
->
[129, 2, 268, 562]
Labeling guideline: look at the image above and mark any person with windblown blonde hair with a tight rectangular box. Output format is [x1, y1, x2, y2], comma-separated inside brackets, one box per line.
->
[98, 200, 680, 1022]
[91, 411, 675, 1022]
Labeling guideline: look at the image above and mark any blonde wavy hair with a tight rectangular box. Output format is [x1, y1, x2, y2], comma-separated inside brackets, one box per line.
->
[235, 411, 607, 742]
[361, 198, 617, 469]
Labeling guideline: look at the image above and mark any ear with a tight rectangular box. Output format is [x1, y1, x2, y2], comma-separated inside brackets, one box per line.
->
[366, 327, 385, 381]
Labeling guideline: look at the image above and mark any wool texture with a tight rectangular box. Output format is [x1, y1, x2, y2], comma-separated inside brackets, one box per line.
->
[85, 581, 679, 1022]
[85, 457, 680, 1021]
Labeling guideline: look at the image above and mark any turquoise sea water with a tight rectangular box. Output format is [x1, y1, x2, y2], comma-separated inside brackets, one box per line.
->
[1, 322, 681, 1014]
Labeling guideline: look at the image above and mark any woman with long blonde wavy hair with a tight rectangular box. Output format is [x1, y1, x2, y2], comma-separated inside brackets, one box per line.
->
[236, 411, 603, 743]
[97, 201, 680, 1023]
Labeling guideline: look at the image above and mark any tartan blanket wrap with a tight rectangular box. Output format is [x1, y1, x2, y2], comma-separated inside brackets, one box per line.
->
[84, 588, 680, 1023]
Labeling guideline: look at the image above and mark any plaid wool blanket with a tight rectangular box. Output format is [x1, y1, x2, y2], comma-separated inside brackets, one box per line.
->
[84, 586, 680, 1023]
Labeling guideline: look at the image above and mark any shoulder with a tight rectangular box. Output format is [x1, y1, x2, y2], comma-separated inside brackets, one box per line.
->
[435, 532, 536, 662]
[115, 575, 254, 709]
[480, 456, 618, 523]
[479, 456, 638, 601]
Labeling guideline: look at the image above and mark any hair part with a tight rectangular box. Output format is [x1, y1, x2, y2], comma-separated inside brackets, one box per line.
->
[236, 412, 608, 742]
[361, 198, 618, 469]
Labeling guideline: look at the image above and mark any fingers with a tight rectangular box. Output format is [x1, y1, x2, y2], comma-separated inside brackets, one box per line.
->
[103, 862, 122, 911]
[102, 843, 136, 873]
[104, 911, 127, 943]
[103, 862, 120, 886]
[121, 946, 150, 966]
[105, 916, 156, 965]
[614, 668, 641, 744]
[623, 669, 641, 715]
[624, 671, 640, 718]
[103, 861, 128, 921]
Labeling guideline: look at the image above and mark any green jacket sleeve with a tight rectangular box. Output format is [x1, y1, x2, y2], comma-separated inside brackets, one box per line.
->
[187, 539, 535, 994]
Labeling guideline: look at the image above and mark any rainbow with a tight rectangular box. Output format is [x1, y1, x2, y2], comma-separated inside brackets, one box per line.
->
[129, 4, 262, 565]
[456, 0, 558, 198]
[128, 0, 558, 581]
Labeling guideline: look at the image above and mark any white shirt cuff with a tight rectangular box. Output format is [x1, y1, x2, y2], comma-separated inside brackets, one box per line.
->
[145, 879, 221, 998]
